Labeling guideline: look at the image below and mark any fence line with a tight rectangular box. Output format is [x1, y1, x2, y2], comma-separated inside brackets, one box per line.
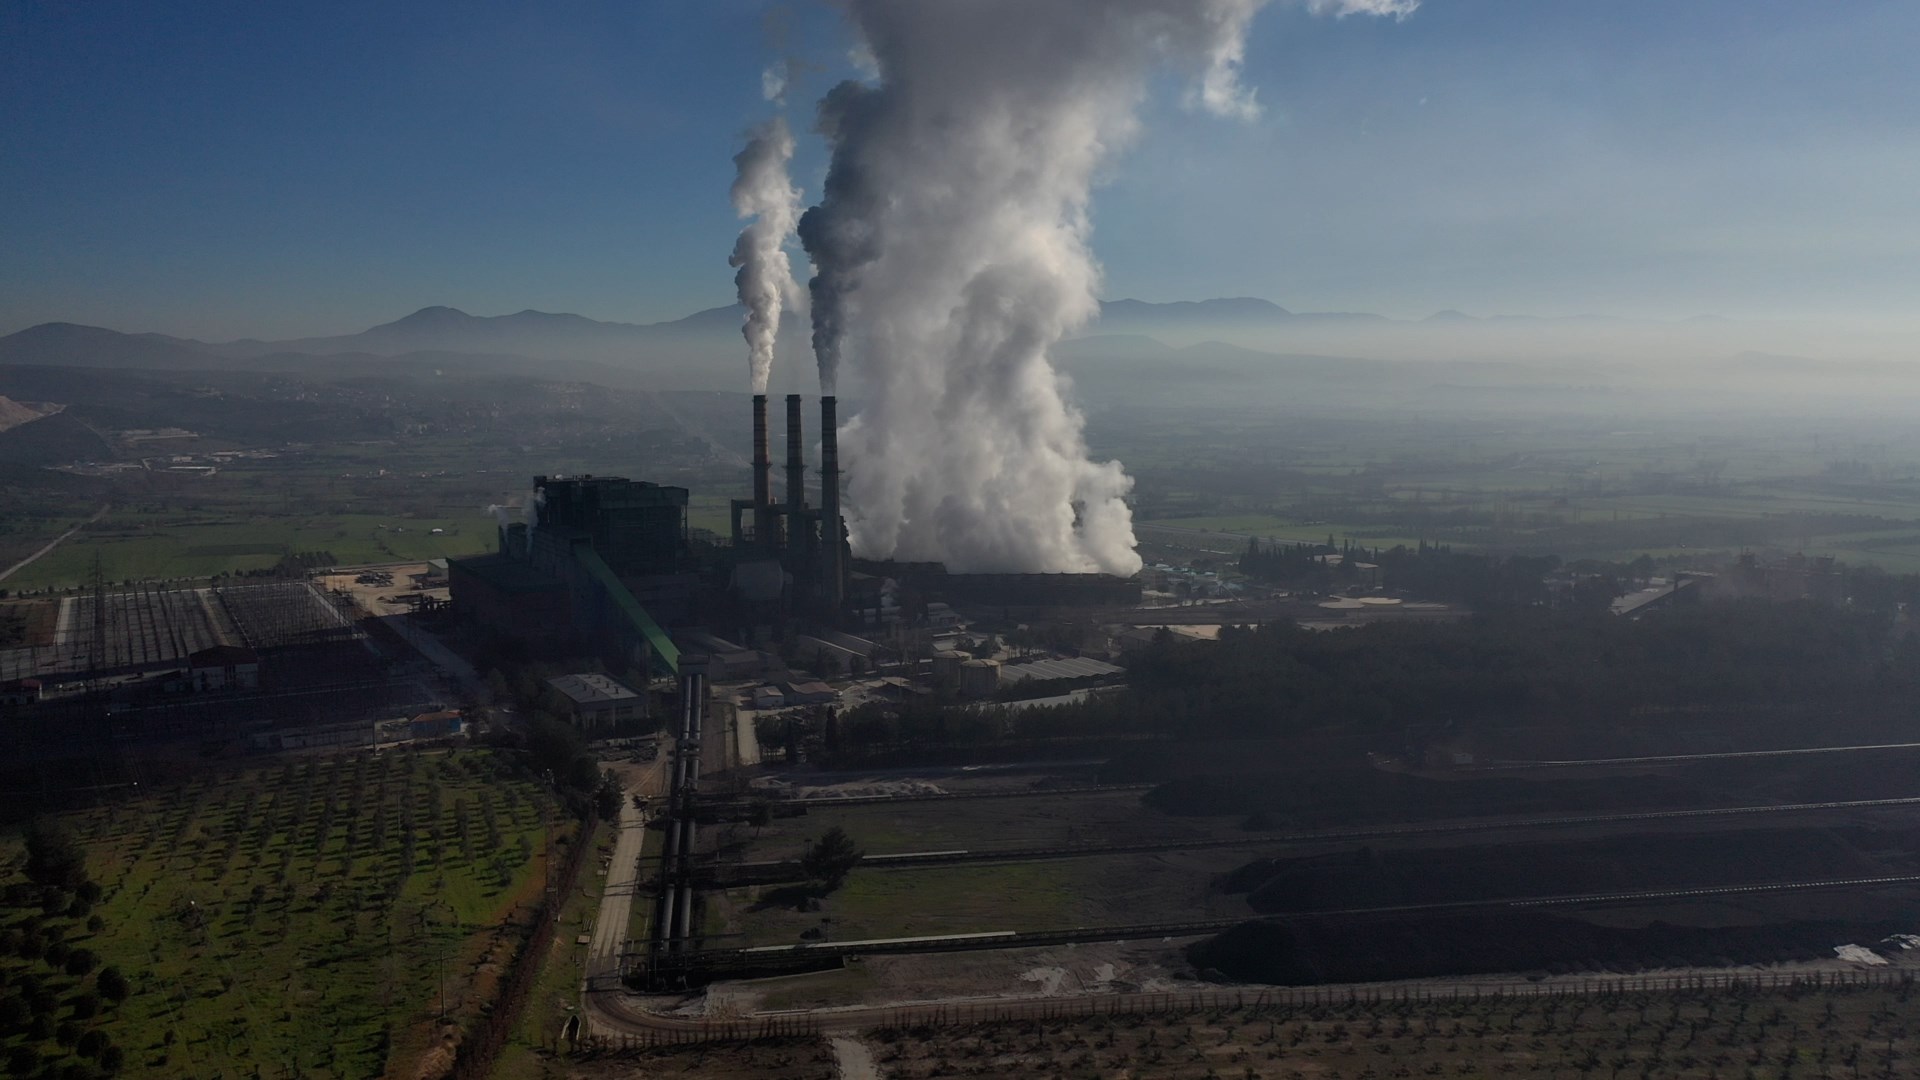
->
[446, 809, 599, 1080]
[597, 967, 1917, 1049]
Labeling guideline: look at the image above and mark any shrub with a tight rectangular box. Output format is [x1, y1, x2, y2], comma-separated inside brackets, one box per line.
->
[64, 949, 97, 977]
[69, 990, 99, 1019]
[75, 1030, 107, 1059]
[95, 968, 128, 1004]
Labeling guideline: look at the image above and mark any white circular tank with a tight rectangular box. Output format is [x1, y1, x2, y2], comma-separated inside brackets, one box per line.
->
[958, 657, 1001, 699]
[932, 649, 967, 687]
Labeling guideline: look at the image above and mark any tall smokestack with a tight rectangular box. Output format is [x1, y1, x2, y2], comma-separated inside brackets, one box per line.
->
[820, 395, 843, 612]
[752, 393, 773, 547]
[785, 394, 806, 515]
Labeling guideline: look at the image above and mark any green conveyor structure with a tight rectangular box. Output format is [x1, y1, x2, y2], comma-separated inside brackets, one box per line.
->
[576, 546, 680, 675]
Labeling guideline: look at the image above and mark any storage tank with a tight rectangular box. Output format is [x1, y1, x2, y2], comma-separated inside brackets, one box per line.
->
[958, 658, 1000, 699]
[931, 650, 967, 689]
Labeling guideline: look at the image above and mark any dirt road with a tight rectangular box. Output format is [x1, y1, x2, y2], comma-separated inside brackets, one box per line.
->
[0, 504, 107, 583]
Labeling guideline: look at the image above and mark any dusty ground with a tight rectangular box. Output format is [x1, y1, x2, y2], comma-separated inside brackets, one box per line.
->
[318, 563, 450, 614]
[688, 940, 1196, 1017]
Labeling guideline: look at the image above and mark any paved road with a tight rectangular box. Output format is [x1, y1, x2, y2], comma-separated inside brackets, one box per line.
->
[0, 503, 108, 582]
[583, 754, 670, 992]
[587, 796, 649, 989]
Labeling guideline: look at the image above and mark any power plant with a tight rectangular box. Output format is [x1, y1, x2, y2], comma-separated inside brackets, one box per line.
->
[448, 392, 1136, 681]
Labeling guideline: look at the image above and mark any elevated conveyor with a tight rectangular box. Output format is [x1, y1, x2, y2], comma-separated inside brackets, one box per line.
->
[575, 546, 680, 675]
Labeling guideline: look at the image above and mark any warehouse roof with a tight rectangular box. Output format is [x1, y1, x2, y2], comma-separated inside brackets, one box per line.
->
[996, 656, 1123, 685]
[546, 673, 640, 706]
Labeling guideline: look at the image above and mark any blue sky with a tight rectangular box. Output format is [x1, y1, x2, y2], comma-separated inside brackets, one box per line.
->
[3, 0, 1915, 339]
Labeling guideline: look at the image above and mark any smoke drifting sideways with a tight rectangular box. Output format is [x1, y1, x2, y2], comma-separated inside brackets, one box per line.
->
[797, 0, 1414, 576]
[729, 117, 802, 395]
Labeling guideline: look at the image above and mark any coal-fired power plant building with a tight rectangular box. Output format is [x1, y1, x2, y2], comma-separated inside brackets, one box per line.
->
[448, 475, 688, 674]
[447, 394, 1137, 673]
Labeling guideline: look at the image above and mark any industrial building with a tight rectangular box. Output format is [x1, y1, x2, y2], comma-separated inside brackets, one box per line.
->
[545, 672, 647, 731]
[448, 474, 689, 673]
[447, 392, 1140, 680]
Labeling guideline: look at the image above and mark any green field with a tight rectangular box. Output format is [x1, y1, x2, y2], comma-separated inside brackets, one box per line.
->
[0, 751, 565, 1079]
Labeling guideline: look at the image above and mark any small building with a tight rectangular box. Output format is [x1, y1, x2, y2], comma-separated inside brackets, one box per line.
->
[546, 673, 645, 731]
[187, 645, 260, 691]
[793, 634, 863, 676]
[409, 709, 464, 741]
[0, 677, 42, 707]
[778, 680, 839, 706]
[414, 558, 449, 586]
[924, 602, 965, 630]
[750, 685, 786, 710]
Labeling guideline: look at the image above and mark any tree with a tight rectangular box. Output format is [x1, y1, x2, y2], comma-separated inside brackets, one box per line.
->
[95, 967, 128, 1004]
[747, 800, 772, 836]
[98, 1044, 123, 1074]
[593, 769, 623, 820]
[75, 1030, 107, 1059]
[801, 827, 864, 891]
[65, 948, 97, 977]
[69, 990, 99, 1019]
[24, 819, 87, 890]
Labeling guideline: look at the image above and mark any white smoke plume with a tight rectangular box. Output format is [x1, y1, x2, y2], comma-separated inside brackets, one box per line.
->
[761, 62, 789, 105]
[728, 117, 802, 395]
[799, 0, 1411, 575]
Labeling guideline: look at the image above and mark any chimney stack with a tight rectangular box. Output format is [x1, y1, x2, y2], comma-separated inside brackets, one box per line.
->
[751, 393, 772, 547]
[819, 395, 844, 613]
[785, 394, 806, 516]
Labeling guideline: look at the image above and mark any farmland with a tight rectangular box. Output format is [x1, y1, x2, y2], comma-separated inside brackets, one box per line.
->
[848, 977, 1919, 1079]
[1097, 405, 1920, 570]
[0, 751, 569, 1079]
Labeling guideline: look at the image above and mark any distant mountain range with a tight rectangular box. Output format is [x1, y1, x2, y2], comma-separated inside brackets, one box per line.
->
[0, 296, 1743, 377]
[9, 298, 1901, 408]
